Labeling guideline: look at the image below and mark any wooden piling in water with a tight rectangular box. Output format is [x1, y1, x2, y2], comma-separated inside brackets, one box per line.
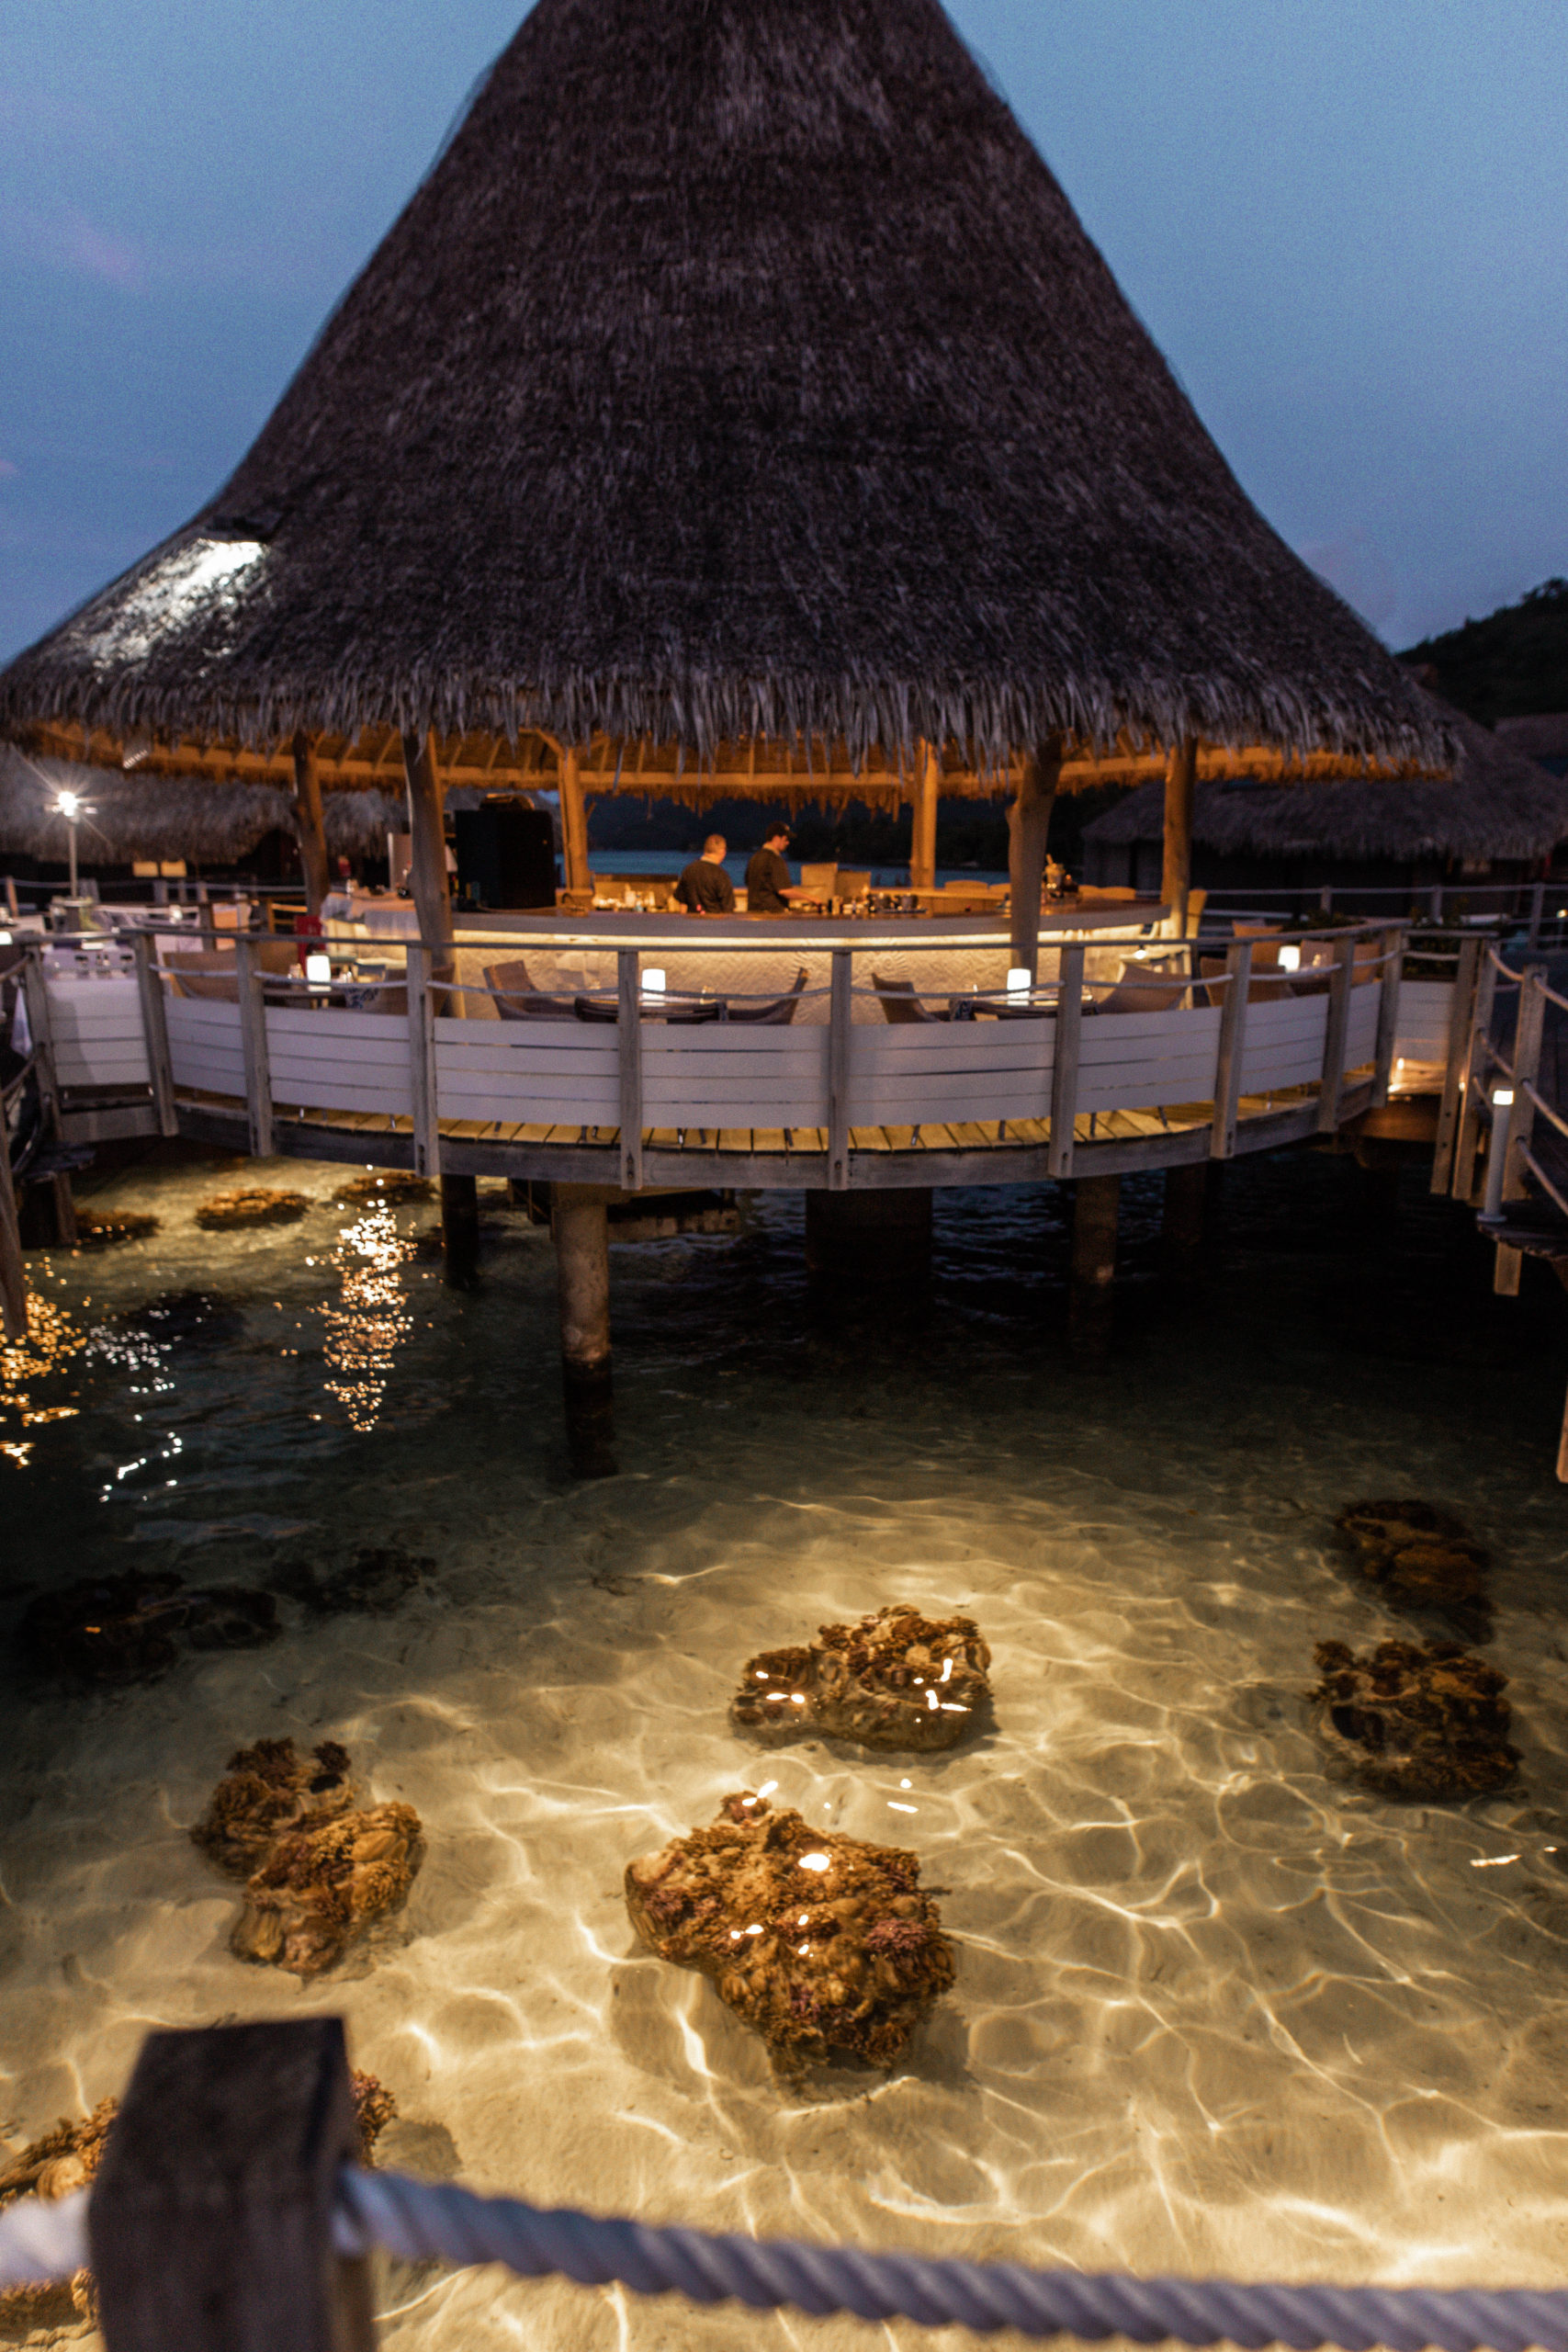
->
[1069, 1172, 1120, 1358]
[1160, 1159, 1211, 1281]
[554, 1182, 616, 1476]
[440, 1173, 480, 1288]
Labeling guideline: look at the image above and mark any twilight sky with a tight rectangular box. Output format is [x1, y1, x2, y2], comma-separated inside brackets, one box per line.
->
[1, 0, 1564, 665]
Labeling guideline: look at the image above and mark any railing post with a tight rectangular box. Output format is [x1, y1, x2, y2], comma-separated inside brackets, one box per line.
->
[1047, 943, 1084, 1178]
[132, 933, 178, 1138]
[407, 944, 441, 1178]
[1371, 925, 1404, 1107]
[1528, 880, 1545, 953]
[19, 948, 77, 1244]
[1430, 935, 1480, 1193]
[1315, 935, 1356, 1134]
[1211, 942, 1252, 1159]
[828, 948, 852, 1191]
[89, 2017, 374, 2352]
[617, 947, 643, 1192]
[233, 939, 273, 1159]
[1451, 947, 1499, 1202]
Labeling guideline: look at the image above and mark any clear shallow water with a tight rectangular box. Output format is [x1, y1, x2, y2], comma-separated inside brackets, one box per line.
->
[4, 1147, 1568, 2347]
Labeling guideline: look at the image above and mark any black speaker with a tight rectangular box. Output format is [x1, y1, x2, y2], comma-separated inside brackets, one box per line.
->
[453, 803, 558, 910]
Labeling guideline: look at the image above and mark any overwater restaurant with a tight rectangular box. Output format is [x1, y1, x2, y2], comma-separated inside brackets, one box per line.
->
[4, 3, 1567, 2348]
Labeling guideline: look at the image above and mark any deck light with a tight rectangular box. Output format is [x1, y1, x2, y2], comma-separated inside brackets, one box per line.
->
[1483, 1089, 1516, 1222]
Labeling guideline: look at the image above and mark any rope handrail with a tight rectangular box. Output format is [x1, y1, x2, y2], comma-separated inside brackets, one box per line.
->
[1519, 1143, 1568, 1227]
[6, 2170, 1568, 2352]
[1525, 1083, 1568, 1147]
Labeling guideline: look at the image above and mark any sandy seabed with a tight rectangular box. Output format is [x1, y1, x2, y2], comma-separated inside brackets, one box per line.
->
[4, 1148, 1568, 2348]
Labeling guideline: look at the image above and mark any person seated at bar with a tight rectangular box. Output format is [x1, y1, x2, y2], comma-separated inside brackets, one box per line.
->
[744, 824, 810, 917]
[674, 834, 736, 916]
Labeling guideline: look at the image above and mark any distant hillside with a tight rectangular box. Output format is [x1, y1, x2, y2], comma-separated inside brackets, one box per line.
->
[1402, 578, 1568, 724]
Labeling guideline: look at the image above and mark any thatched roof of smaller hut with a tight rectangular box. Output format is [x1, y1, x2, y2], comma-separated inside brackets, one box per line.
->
[0, 745, 400, 865]
[1082, 698, 1568, 865]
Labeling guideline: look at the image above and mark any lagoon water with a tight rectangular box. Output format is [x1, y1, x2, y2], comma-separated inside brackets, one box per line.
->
[4, 1145, 1568, 2347]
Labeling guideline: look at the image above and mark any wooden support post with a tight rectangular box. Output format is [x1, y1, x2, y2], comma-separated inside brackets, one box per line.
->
[1430, 934, 1480, 1194]
[1503, 967, 1547, 1204]
[0, 1094, 26, 1340]
[553, 1182, 615, 1477]
[19, 952, 76, 1244]
[406, 945, 441, 1178]
[1008, 737, 1062, 979]
[89, 2017, 373, 2352]
[1160, 734, 1199, 939]
[1047, 943, 1085, 1178]
[292, 732, 331, 920]
[1069, 1172, 1120, 1359]
[1371, 925, 1404, 1106]
[131, 933, 178, 1137]
[1315, 935, 1355, 1135]
[401, 730, 453, 957]
[828, 947, 852, 1192]
[911, 742, 940, 893]
[1160, 1159, 1211, 1282]
[617, 948, 643, 1192]
[234, 939, 273, 1159]
[1451, 948, 1499, 1201]
[559, 747, 591, 897]
[440, 1173, 479, 1288]
[1212, 943, 1252, 1159]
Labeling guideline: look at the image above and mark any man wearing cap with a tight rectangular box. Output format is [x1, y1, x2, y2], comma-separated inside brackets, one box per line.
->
[744, 823, 808, 918]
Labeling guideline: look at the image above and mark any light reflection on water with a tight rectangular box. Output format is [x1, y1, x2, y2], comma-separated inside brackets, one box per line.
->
[1, 1151, 1568, 2349]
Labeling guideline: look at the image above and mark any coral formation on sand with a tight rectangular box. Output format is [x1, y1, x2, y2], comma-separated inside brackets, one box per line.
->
[626, 1792, 954, 2069]
[0, 2100, 116, 2339]
[333, 1170, 434, 1208]
[194, 1187, 310, 1230]
[19, 1571, 277, 1682]
[116, 1290, 244, 1348]
[73, 1208, 159, 1249]
[1310, 1638, 1520, 1800]
[0, 2074, 396, 2336]
[730, 1603, 991, 1751]
[192, 1739, 423, 1978]
[1334, 1498, 1493, 1642]
[269, 1541, 434, 1618]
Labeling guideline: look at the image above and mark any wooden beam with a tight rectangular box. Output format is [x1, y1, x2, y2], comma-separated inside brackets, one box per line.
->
[401, 729, 454, 954]
[911, 742, 940, 893]
[1008, 736, 1063, 979]
[559, 746, 591, 895]
[291, 732, 330, 919]
[1160, 734, 1198, 938]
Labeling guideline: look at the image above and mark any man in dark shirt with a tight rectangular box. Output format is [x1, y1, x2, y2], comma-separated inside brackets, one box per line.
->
[744, 824, 807, 917]
[673, 834, 736, 916]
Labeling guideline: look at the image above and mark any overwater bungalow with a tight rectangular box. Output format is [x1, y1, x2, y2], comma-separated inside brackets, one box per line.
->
[1, 0, 1454, 1440]
[1081, 692, 1568, 910]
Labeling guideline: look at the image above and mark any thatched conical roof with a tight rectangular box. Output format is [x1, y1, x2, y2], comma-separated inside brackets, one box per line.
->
[1082, 695, 1568, 865]
[0, 0, 1445, 775]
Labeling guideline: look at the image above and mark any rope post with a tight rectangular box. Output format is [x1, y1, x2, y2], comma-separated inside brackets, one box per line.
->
[89, 2018, 372, 2352]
